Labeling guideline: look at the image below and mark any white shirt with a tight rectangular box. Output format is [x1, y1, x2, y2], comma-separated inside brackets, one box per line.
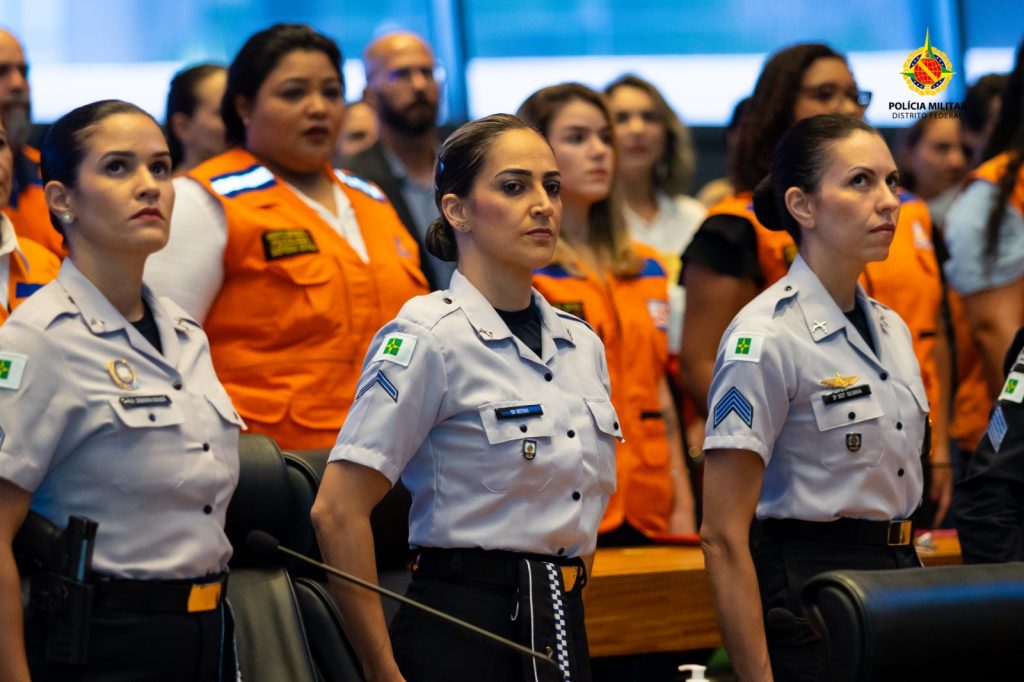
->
[623, 193, 706, 353]
[0, 259, 243, 579]
[704, 255, 927, 522]
[145, 174, 369, 322]
[330, 270, 621, 557]
[0, 213, 22, 311]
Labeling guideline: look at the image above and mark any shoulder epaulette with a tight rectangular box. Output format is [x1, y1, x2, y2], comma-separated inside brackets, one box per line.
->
[553, 308, 595, 333]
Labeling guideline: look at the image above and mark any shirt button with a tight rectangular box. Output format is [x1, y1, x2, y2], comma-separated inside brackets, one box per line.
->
[572, 491, 581, 501]
[203, 443, 211, 452]
[896, 421, 903, 430]
[613, 421, 619, 430]
[148, 413, 157, 422]
[898, 468, 905, 477]
[784, 285, 792, 292]
[557, 547, 565, 555]
[443, 297, 453, 304]
[848, 412, 856, 420]
[520, 424, 528, 433]
[203, 504, 213, 514]
[173, 379, 183, 390]
[567, 429, 576, 438]
[880, 371, 889, 381]
[544, 372, 553, 382]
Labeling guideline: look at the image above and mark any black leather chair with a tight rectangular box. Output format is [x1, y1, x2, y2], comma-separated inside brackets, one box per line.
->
[226, 433, 361, 682]
[283, 448, 413, 625]
[801, 562, 1024, 681]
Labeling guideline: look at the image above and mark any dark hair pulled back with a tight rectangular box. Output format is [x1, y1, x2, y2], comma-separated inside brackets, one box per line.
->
[752, 114, 878, 243]
[426, 113, 537, 262]
[222, 24, 343, 147]
[165, 63, 226, 167]
[41, 99, 157, 235]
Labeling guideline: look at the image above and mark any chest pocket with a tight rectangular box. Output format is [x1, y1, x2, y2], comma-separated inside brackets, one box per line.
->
[810, 385, 886, 469]
[584, 397, 620, 493]
[108, 397, 191, 493]
[265, 254, 344, 328]
[478, 401, 555, 493]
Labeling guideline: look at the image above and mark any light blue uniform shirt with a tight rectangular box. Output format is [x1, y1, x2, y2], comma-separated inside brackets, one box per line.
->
[0, 260, 243, 579]
[704, 256, 927, 522]
[944, 181, 1024, 296]
[330, 270, 621, 557]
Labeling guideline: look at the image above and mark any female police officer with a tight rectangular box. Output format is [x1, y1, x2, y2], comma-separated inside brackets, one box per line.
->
[312, 114, 621, 682]
[0, 100, 242, 681]
[700, 115, 928, 682]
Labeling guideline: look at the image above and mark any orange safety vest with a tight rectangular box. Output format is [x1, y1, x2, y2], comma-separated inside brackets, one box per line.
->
[2, 235, 60, 324]
[534, 243, 674, 536]
[3, 146, 67, 259]
[189, 148, 428, 450]
[709, 190, 945, 450]
[971, 151, 1024, 215]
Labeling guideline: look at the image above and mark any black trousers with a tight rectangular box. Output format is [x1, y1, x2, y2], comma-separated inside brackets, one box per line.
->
[25, 600, 236, 682]
[391, 566, 591, 682]
[753, 535, 919, 682]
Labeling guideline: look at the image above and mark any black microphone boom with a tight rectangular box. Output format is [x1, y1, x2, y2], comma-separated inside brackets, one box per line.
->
[245, 530, 561, 672]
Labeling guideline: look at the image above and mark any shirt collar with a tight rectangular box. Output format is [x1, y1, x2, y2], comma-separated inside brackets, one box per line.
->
[447, 269, 576, 348]
[56, 258, 177, 337]
[0, 213, 23, 260]
[786, 254, 871, 344]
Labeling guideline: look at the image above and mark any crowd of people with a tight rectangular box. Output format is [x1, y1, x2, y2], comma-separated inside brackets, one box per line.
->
[0, 19, 1023, 682]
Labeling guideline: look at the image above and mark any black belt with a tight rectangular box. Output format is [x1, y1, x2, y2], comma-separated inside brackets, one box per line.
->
[93, 572, 228, 613]
[412, 548, 586, 591]
[762, 518, 914, 547]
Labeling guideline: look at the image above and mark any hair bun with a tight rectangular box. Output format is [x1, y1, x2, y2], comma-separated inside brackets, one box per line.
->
[425, 217, 459, 262]
[752, 174, 785, 231]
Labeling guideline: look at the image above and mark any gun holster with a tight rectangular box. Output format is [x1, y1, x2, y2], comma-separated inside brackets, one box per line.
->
[14, 512, 98, 665]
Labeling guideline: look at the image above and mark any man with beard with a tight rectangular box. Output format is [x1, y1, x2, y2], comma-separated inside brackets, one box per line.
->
[0, 29, 63, 258]
[344, 32, 453, 289]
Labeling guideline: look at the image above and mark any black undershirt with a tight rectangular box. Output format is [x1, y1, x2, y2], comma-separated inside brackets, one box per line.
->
[844, 301, 876, 355]
[495, 302, 542, 358]
[680, 214, 763, 285]
[131, 299, 163, 354]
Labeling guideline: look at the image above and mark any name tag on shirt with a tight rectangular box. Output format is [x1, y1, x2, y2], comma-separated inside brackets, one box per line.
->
[822, 385, 872, 405]
[495, 404, 544, 420]
[119, 395, 172, 409]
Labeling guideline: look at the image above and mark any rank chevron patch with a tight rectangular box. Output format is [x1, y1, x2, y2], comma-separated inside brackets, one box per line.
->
[713, 386, 754, 428]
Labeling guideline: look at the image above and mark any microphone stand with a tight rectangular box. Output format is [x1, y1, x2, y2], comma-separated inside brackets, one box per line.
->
[247, 531, 561, 673]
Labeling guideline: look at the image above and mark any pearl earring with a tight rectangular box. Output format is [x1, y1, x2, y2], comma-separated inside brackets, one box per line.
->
[61, 212, 75, 225]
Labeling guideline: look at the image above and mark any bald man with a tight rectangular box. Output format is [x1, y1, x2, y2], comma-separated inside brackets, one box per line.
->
[0, 29, 62, 258]
[343, 32, 453, 289]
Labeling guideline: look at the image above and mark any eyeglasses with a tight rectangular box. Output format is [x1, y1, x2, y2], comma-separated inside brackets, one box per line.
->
[380, 65, 446, 86]
[800, 84, 872, 109]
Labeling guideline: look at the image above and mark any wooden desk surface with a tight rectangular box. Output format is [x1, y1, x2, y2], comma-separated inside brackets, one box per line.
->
[584, 532, 962, 657]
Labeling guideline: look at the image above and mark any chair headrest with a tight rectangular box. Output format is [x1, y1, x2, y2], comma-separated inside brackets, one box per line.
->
[226, 433, 294, 567]
[802, 562, 1024, 680]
